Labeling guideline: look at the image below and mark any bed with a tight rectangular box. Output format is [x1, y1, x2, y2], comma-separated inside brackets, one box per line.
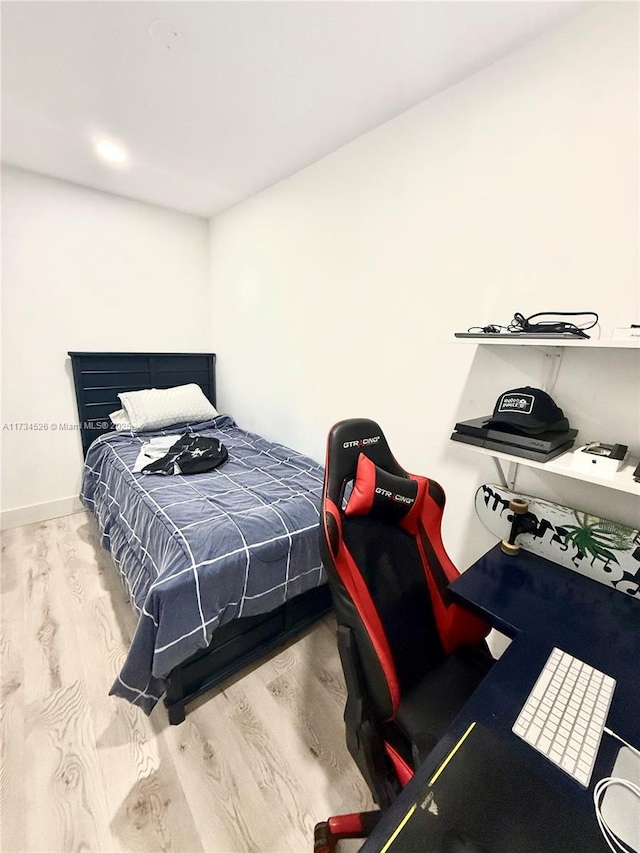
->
[69, 352, 331, 724]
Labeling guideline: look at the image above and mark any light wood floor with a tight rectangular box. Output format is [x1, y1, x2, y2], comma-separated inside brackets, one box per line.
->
[1, 512, 374, 853]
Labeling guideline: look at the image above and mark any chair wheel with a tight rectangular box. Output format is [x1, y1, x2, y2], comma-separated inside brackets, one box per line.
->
[314, 822, 336, 853]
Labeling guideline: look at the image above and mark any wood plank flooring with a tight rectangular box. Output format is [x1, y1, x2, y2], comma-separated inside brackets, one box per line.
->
[0, 512, 374, 852]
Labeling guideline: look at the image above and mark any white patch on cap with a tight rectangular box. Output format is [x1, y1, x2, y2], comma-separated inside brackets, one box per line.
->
[498, 393, 535, 415]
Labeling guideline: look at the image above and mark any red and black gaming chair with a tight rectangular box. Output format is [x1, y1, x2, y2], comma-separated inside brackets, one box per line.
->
[315, 419, 494, 850]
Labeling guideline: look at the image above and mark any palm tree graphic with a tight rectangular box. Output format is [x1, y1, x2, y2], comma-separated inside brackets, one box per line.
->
[562, 512, 637, 573]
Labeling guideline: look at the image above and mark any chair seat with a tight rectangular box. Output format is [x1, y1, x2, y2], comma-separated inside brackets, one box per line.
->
[394, 646, 494, 765]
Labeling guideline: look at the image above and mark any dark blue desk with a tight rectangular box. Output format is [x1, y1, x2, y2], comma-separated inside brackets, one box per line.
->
[360, 544, 640, 853]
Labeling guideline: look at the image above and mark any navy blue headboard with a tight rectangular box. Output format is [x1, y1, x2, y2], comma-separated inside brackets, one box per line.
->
[68, 352, 217, 456]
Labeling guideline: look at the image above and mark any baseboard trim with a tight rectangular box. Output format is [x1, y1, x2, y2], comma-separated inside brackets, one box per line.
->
[1, 496, 85, 530]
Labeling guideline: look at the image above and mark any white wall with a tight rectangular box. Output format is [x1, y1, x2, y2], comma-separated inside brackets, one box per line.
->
[1, 166, 211, 527]
[208, 4, 639, 569]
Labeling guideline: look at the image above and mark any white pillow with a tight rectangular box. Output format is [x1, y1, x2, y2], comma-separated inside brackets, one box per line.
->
[117, 384, 218, 431]
[109, 408, 132, 429]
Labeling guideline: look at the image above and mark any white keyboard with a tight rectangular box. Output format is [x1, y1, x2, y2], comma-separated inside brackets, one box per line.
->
[513, 647, 616, 787]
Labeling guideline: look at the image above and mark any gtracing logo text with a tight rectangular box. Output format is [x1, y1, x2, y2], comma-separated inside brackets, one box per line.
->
[343, 436, 381, 449]
[375, 487, 414, 505]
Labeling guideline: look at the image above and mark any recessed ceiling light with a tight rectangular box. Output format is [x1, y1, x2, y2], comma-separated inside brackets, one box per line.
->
[95, 140, 127, 164]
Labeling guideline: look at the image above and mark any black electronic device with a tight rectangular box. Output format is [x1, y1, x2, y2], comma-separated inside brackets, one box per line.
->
[581, 442, 628, 460]
[441, 830, 487, 853]
[453, 416, 577, 452]
[374, 722, 607, 853]
[450, 431, 575, 463]
[456, 311, 598, 340]
[454, 332, 589, 340]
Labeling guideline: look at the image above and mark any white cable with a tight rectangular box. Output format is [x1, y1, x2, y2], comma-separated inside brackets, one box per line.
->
[593, 729, 640, 852]
[605, 727, 640, 760]
[593, 776, 640, 853]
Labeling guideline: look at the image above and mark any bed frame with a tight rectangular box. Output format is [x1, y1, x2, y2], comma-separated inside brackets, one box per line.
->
[68, 351, 331, 724]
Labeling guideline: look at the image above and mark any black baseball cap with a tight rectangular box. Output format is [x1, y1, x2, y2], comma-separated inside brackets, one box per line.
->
[486, 387, 570, 435]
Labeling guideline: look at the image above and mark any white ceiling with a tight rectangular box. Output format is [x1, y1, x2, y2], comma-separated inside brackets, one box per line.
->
[2, 1, 584, 218]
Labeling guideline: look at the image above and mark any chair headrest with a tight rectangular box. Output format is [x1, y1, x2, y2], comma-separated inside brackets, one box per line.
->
[323, 418, 410, 510]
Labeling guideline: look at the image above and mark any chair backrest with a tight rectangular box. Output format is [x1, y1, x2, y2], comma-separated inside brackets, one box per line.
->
[320, 418, 490, 722]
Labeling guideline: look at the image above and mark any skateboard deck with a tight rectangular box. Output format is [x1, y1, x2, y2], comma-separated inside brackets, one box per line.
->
[475, 484, 640, 599]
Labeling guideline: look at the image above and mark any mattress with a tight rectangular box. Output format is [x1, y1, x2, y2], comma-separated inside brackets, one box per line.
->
[80, 415, 326, 712]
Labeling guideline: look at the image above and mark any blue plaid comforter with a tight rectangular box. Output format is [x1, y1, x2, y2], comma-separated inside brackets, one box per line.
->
[80, 415, 325, 713]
